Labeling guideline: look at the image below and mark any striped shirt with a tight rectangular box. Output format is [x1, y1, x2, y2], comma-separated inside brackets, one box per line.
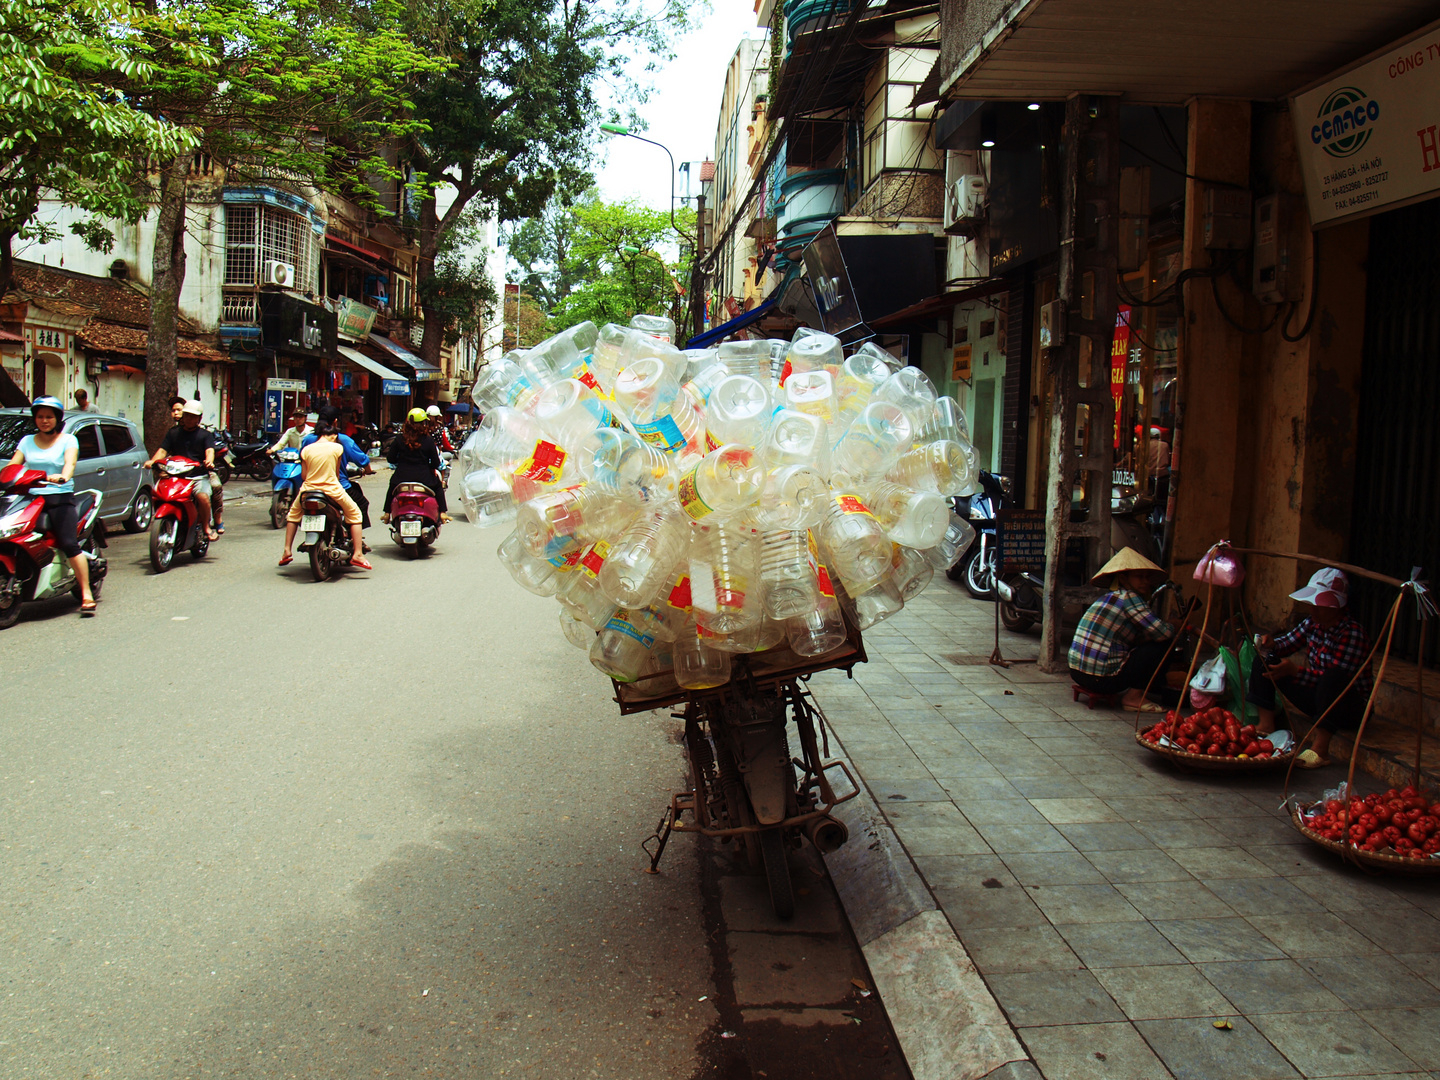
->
[1272, 615, 1373, 696]
[1068, 586, 1174, 677]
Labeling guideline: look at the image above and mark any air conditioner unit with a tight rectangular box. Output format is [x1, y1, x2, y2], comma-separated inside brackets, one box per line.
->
[944, 175, 987, 235]
[263, 260, 296, 287]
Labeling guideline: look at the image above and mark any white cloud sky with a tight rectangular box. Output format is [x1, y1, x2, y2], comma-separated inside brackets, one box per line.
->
[596, 2, 768, 208]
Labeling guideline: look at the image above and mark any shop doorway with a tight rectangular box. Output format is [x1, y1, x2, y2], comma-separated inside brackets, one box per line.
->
[1350, 197, 1440, 665]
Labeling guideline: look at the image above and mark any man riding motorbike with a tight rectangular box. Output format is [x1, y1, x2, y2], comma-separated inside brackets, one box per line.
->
[3, 396, 97, 615]
[144, 400, 218, 541]
[424, 404, 455, 454]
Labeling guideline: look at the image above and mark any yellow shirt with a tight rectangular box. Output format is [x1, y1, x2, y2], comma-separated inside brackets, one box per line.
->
[299, 438, 347, 499]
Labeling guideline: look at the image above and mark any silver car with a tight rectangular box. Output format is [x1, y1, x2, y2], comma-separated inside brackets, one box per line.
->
[0, 409, 154, 532]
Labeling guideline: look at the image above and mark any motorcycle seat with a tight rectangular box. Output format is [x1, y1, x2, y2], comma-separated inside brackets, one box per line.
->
[72, 491, 97, 521]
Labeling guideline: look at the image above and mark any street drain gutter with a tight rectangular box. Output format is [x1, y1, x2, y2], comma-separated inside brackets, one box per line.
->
[818, 733, 1037, 1080]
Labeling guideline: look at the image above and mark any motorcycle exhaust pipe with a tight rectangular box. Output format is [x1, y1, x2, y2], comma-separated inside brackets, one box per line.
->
[804, 813, 849, 854]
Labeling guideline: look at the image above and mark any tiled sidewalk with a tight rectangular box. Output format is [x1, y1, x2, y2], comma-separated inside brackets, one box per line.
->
[810, 577, 1440, 1080]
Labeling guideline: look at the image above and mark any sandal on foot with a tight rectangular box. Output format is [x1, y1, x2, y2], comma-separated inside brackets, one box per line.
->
[349, 555, 373, 571]
[1296, 749, 1333, 769]
[80, 600, 97, 616]
[278, 554, 293, 566]
[1132, 700, 1166, 713]
[215, 523, 225, 535]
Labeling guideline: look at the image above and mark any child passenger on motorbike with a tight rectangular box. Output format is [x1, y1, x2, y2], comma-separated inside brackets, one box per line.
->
[381, 409, 449, 524]
[278, 420, 372, 571]
[5, 397, 96, 615]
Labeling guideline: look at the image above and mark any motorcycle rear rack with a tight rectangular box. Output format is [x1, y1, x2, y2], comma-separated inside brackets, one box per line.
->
[641, 757, 858, 873]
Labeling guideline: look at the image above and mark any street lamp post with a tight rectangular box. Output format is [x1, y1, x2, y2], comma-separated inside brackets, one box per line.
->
[601, 123, 702, 340]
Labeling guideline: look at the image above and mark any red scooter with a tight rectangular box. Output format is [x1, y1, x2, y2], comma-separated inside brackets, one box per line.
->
[388, 482, 441, 557]
[149, 456, 211, 573]
[0, 465, 108, 629]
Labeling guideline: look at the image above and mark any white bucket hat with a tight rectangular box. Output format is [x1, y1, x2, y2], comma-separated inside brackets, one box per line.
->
[1290, 567, 1349, 608]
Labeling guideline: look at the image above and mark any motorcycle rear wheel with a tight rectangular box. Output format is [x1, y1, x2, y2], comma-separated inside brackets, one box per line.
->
[759, 828, 795, 920]
[309, 542, 333, 582]
[249, 460, 271, 482]
[149, 517, 176, 573]
[1000, 600, 1036, 632]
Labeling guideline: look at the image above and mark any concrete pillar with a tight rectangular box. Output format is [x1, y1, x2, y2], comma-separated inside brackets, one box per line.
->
[1171, 99, 1252, 566]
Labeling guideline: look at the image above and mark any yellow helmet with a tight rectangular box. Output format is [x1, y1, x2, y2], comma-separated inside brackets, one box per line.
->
[407, 407, 428, 423]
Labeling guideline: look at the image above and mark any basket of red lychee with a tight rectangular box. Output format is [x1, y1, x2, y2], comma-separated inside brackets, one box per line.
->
[1290, 785, 1440, 872]
[1136, 706, 1294, 770]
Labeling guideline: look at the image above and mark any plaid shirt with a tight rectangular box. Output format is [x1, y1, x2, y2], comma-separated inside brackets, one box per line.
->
[1068, 586, 1174, 677]
[1273, 614, 1373, 696]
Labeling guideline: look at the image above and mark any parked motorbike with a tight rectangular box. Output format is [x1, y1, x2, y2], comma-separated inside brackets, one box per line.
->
[645, 671, 859, 919]
[296, 488, 360, 582]
[996, 570, 1045, 633]
[438, 450, 454, 489]
[270, 448, 302, 530]
[950, 471, 1010, 599]
[148, 457, 211, 573]
[228, 437, 272, 482]
[208, 431, 234, 486]
[0, 466, 108, 629]
[388, 482, 441, 557]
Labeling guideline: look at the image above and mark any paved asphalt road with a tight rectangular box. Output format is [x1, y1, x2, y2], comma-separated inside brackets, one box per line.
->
[0, 477, 907, 1080]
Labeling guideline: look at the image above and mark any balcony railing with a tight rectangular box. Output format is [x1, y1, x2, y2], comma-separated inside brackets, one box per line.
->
[222, 292, 257, 324]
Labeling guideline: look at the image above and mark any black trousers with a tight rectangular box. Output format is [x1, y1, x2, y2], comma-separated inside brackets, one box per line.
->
[1247, 665, 1363, 733]
[1071, 640, 1177, 699]
[42, 494, 81, 558]
[347, 482, 371, 529]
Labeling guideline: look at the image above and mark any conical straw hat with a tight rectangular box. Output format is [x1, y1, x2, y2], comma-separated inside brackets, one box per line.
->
[1092, 547, 1164, 584]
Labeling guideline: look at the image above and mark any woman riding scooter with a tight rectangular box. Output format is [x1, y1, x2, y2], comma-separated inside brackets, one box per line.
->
[4, 397, 96, 615]
[381, 410, 450, 524]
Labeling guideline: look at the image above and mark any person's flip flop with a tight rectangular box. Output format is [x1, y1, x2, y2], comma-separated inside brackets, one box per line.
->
[1134, 700, 1166, 713]
[79, 600, 97, 617]
[215, 523, 225, 535]
[278, 554, 293, 566]
[1296, 749, 1333, 769]
[349, 556, 373, 571]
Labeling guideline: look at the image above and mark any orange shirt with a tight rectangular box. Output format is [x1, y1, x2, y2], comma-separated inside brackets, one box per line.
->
[299, 438, 348, 499]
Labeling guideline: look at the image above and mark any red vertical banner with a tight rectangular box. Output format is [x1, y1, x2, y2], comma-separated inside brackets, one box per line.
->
[1111, 305, 1132, 449]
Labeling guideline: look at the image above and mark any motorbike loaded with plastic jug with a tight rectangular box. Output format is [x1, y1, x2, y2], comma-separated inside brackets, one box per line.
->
[465, 320, 983, 917]
[148, 457, 212, 573]
[0, 465, 108, 628]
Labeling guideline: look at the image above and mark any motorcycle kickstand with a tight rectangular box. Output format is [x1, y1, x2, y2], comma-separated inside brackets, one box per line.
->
[641, 804, 679, 875]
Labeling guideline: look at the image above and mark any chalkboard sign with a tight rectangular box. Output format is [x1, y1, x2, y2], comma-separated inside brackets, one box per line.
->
[997, 509, 1047, 574]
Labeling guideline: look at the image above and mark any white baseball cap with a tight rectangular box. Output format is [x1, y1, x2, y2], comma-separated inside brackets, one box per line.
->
[426, 405, 442, 418]
[181, 399, 203, 417]
[1290, 567, 1349, 608]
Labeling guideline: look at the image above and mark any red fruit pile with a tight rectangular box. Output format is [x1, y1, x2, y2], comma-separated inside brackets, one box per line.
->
[1303, 786, 1440, 859]
[1139, 707, 1279, 759]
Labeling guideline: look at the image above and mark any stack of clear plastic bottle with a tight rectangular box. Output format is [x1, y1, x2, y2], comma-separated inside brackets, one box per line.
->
[460, 313, 979, 694]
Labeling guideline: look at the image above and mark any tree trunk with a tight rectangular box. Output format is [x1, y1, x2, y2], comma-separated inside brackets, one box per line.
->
[145, 157, 188, 451]
[417, 194, 443, 391]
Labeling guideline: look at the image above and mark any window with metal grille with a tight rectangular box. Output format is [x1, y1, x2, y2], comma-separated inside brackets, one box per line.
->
[224, 204, 317, 293]
[224, 206, 258, 286]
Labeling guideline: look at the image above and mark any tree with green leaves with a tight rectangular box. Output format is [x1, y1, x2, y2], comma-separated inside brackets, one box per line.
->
[423, 204, 499, 351]
[546, 198, 693, 333]
[125, 0, 446, 446]
[0, 0, 200, 294]
[502, 187, 593, 310]
[403, 0, 692, 368]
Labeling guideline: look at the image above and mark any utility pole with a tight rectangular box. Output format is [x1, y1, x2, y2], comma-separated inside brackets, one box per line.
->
[1038, 95, 1121, 671]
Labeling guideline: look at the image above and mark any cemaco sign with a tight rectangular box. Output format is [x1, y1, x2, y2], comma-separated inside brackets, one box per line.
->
[1292, 19, 1440, 227]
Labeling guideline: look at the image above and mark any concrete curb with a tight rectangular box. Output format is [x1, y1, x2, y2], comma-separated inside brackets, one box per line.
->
[820, 733, 1031, 1080]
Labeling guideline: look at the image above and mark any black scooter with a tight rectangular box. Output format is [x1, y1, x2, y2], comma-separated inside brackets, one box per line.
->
[949, 471, 1010, 600]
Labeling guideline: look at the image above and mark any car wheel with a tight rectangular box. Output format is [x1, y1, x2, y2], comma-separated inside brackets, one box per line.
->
[124, 487, 154, 533]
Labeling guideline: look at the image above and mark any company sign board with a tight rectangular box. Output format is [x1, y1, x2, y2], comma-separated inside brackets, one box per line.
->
[1292, 19, 1440, 228]
[335, 297, 378, 341]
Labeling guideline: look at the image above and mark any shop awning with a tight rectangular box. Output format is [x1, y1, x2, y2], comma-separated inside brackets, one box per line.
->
[686, 293, 781, 349]
[336, 345, 407, 383]
[367, 332, 443, 382]
[938, 0, 1438, 104]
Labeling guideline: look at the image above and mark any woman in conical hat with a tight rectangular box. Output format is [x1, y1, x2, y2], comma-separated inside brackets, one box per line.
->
[1068, 547, 1176, 711]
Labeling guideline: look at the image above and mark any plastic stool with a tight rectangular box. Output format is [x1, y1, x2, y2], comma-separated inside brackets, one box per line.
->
[1072, 684, 1121, 710]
